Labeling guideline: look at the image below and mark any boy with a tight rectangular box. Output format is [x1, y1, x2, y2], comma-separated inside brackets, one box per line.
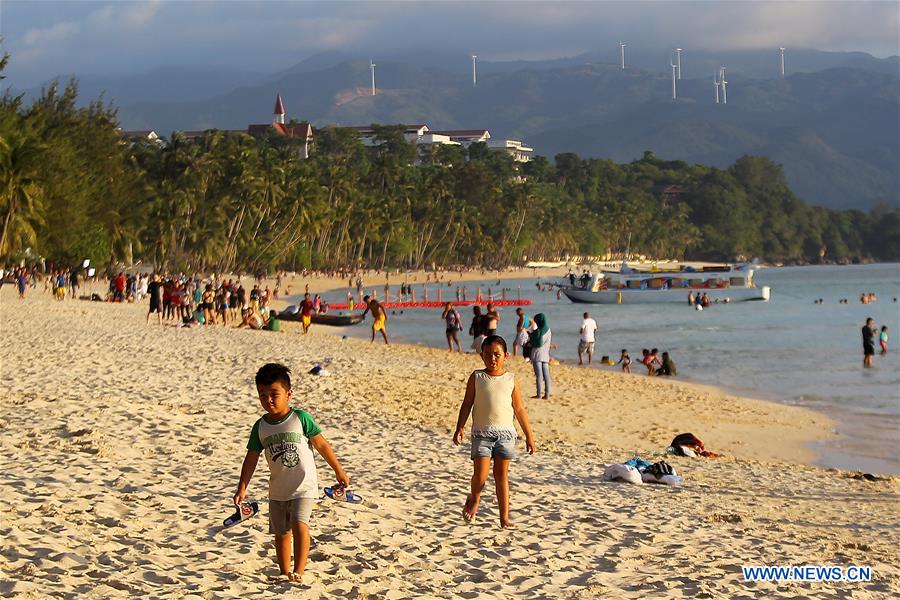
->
[233, 363, 349, 583]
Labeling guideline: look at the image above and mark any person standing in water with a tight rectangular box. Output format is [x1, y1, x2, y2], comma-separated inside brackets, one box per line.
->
[862, 317, 876, 368]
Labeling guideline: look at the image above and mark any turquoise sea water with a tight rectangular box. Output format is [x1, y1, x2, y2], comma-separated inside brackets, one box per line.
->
[311, 264, 900, 474]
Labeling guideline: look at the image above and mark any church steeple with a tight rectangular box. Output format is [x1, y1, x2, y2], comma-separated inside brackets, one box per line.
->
[273, 94, 285, 125]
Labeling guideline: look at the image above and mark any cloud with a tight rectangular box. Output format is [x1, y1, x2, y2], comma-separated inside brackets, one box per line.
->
[4, 1, 898, 89]
[22, 20, 80, 46]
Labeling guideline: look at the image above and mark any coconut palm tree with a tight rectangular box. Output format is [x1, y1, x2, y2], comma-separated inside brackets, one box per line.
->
[0, 132, 44, 256]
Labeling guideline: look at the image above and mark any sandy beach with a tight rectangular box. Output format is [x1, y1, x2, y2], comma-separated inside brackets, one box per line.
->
[1, 286, 897, 598]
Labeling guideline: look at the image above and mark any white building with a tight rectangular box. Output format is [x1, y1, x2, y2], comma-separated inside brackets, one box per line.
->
[349, 125, 532, 161]
[487, 139, 534, 162]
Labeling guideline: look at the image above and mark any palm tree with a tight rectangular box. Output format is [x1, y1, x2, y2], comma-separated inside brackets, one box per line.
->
[0, 132, 44, 256]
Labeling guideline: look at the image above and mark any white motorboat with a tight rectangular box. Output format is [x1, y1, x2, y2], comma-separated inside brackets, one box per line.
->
[562, 263, 770, 304]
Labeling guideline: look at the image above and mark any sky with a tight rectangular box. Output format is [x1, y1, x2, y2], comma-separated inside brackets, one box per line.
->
[2, 0, 898, 87]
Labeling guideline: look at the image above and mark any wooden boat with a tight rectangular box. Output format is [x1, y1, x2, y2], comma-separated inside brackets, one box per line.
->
[277, 309, 364, 326]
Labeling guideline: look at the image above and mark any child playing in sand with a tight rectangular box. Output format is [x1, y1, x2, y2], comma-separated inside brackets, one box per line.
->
[233, 363, 349, 583]
[453, 335, 536, 528]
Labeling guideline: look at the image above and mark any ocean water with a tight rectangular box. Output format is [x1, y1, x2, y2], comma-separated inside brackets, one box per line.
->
[310, 264, 900, 474]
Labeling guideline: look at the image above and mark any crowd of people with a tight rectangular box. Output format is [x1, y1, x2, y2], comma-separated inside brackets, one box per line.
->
[141, 274, 284, 330]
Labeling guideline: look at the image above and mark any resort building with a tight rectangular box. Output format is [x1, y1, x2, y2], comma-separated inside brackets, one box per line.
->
[349, 125, 532, 161]
[486, 139, 534, 162]
[129, 95, 532, 162]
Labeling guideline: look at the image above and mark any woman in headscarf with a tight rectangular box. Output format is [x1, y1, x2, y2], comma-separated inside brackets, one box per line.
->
[528, 313, 552, 399]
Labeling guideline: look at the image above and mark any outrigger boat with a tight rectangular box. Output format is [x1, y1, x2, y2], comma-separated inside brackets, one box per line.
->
[562, 262, 770, 304]
[277, 309, 365, 326]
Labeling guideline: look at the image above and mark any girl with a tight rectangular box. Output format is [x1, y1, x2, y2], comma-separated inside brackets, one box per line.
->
[617, 349, 632, 373]
[528, 313, 552, 399]
[880, 326, 889, 355]
[453, 335, 535, 528]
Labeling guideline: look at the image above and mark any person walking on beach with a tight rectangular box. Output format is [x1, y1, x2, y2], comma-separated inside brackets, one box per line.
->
[146, 274, 163, 325]
[362, 295, 389, 344]
[529, 313, 552, 399]
[453, 335, 536, 528]
[299, 293, 315, 334]
[616, 349, 632, 373]
[16, 269, 27, 299]
[862, 318, 877, 368]
[442, 302, 463, 353]
[578, 312, 598, 365]
[233, 363, 350, 583]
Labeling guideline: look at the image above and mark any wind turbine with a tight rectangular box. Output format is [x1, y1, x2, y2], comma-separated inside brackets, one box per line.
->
[671, 59, 678, 100]
[779, 47, 786, 77]
[719, 66, 727, 104]
[620, 42, 626, 69]
[370, 59, 376, 96]
[675, 48, 682, 79]
[472, 55, 477, 87]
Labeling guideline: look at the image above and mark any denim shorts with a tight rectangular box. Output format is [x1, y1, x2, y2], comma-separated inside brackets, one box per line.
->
[269, 497, 315, 534]
[471, 435, 517, 460]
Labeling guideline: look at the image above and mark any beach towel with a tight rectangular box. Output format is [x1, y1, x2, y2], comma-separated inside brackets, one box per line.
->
[601, 464, 643, 485]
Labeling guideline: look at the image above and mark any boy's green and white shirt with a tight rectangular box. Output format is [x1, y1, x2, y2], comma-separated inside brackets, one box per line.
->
[248, 408, 321, 501]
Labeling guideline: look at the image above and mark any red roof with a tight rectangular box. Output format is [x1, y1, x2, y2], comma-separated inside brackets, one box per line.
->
[274, 123, 313, 138]
[274, 94, 285, 115]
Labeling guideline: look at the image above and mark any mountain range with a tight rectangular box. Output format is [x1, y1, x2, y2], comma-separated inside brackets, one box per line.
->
[11, 48, 899, 210]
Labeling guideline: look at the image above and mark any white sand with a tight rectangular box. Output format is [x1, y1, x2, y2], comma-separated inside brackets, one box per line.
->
[1, 287, 897, 598]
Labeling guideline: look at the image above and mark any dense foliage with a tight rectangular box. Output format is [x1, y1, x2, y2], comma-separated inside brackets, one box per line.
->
[1, 66, 898, 271]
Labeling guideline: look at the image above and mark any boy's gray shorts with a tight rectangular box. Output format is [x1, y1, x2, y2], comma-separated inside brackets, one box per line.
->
[268, 497, 315, 534]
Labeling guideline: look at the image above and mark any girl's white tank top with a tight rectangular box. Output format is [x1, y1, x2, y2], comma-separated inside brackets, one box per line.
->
[471, 370, 516, 438]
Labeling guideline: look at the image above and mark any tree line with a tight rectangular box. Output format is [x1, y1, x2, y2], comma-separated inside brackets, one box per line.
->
[1, 65, 898, 273]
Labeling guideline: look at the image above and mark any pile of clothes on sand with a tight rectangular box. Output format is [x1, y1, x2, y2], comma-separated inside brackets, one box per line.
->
[600, 433, 720, 486]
